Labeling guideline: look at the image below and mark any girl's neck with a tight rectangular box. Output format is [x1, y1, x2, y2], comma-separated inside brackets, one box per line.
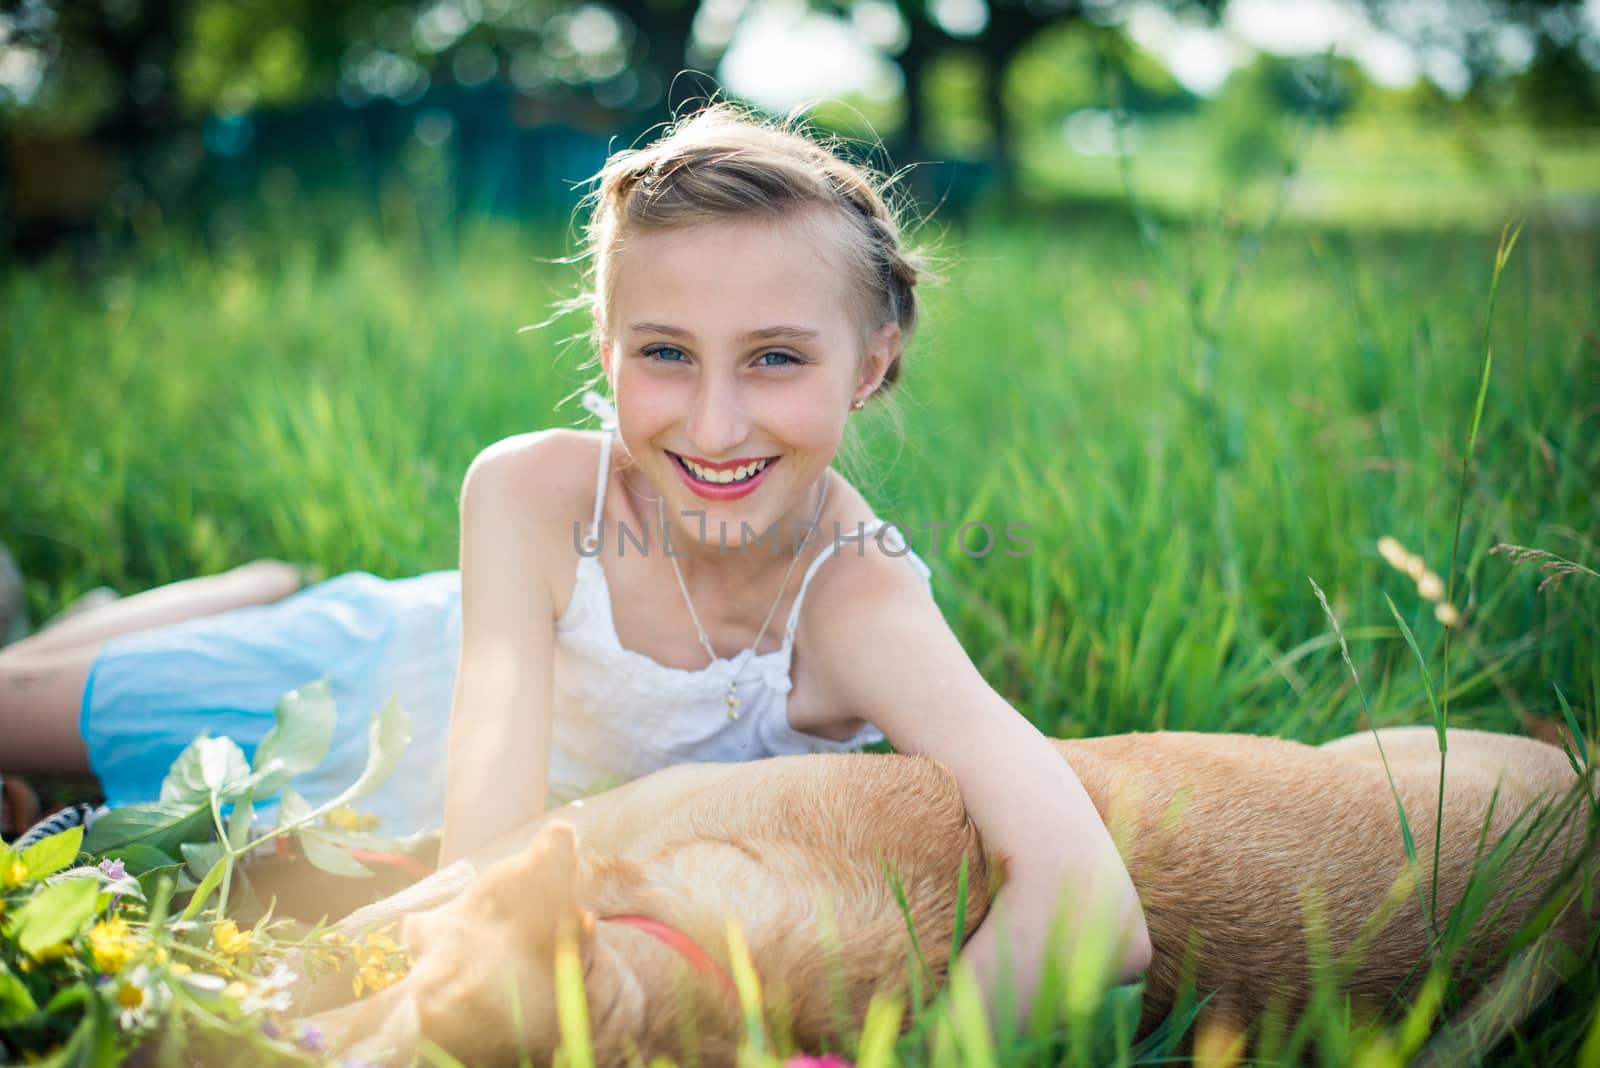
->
[632, 471, 834, 589]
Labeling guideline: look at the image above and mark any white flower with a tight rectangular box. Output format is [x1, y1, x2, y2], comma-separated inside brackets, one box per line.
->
[238, 962, 300, 1015]
[113, 965, 170, 1031]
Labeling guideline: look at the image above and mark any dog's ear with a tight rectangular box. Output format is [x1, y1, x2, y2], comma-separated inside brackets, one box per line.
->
[478, 819, 596, 950]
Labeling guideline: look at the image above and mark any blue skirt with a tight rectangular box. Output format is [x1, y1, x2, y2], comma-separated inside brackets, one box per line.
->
[81, 570, 462, 837]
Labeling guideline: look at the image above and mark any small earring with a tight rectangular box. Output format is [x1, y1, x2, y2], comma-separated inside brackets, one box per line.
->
[850, 399, 865, 411]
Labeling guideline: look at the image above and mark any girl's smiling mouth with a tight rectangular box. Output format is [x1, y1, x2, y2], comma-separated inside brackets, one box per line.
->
[668, 452, 780, 499]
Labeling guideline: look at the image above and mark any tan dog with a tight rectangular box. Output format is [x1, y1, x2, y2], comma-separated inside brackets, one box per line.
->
[308, 728, 1593, 1065]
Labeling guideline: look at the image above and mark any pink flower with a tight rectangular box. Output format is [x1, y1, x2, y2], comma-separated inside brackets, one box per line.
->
[784, 1058, 853, 1068]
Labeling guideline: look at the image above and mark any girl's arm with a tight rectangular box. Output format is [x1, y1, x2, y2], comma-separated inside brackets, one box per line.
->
[805, 550, 1150, 1028]
[439, 434, 563, 867]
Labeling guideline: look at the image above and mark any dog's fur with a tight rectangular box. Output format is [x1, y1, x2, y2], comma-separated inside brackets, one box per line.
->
[306, 728, 1594, 1065]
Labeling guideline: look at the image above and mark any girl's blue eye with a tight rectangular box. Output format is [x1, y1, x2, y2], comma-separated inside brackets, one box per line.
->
[645, 345, 687, 363]
[756, 351, 798, 367]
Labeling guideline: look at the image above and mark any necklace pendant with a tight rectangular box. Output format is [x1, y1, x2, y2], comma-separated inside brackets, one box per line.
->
[725, 680, 740, 720]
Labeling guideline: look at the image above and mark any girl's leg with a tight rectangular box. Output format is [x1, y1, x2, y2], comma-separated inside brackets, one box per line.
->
[7, 560, 303, 658]
[0, 642, 99, 776]
[0, 559, 302, 776]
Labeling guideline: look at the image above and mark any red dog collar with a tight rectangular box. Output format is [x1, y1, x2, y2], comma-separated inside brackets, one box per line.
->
[601, 914, 739, 1000]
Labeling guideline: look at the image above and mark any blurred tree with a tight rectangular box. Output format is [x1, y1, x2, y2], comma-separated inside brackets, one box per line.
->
[809, 0, 1226, 194]
[1358, 0, 1600, 124]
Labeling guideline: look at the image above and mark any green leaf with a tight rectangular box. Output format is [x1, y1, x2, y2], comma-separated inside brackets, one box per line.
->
[100, 843, 180, 877]
[251, 679, 338, 796]
[227, 790, 256, 852]
[332, 697, 413, 807]
[43, 983, 89, 1014]
[160, 735, 252, 804]
[181, 853, 230, 921]
[1556, 684, 1588, 770]
[134, 864, 187, 902]
[294, 829, 374, 879]
[180, 841, 225, 881]
[11, 877, 100, 957]
[0, 963, 39, 1027]
[83, 800, 210, 857]
[278, 787, 313, 827]
[42, 985, 118, 1068]
[19, 825, 83, 880]
[1384, 595, 1444, 745]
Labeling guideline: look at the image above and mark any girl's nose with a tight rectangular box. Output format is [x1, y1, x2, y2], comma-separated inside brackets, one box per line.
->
[685, 376, 751, 459]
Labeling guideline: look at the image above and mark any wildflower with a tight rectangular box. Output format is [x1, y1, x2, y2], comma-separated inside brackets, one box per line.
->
[1435, 603, 1461, 627]
[3, 858, 27, 888]
[1416, 571, 1445, 603]
[212, 918, 253, 958]
[89, 917, 137, 974]
[325, 806, 380, 833]
[298, 1023, 328, 1054]
[98, 858, 126, 881]
[351, 924, 409, 998]
[784, 1058, 854, 1068]
[114, 965, 169, 1030]
[238, 962, 298, 1015]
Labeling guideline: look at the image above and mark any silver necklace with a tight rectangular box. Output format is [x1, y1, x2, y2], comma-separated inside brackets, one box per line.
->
[659, 474, 830, 719]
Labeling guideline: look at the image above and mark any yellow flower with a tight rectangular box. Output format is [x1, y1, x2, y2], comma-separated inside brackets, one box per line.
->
[325, 806, 380, 832]
[89, 917, 137, 974]
[350, 924, 409, 998]
[3, 858, 27, 888]
[212, 919, 253, 958]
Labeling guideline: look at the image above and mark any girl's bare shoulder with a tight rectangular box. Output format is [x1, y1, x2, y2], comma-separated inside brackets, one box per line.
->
[460, 430, 611, 598]
[465, 427, 607, 515]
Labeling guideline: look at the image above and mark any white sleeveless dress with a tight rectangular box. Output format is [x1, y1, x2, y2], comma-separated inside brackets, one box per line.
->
[81, 391, 935, 835]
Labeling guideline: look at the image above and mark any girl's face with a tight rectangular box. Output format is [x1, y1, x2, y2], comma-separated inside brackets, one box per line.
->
[601, 213, 894, 548]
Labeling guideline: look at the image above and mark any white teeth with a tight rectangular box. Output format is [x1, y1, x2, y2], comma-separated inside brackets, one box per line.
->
[681, 456, 770, 484]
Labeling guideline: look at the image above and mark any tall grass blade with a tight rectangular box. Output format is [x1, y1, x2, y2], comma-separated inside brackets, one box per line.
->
[553, 928, 594, 1068]
[1384, 592, 1451, 934]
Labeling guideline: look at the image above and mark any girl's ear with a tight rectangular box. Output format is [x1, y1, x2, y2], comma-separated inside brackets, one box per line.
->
[858, 322, 901, 398]
[599, 337, 613, 378]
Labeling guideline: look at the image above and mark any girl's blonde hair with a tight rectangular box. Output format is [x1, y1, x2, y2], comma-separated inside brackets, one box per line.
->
[575, 103, 928, 402]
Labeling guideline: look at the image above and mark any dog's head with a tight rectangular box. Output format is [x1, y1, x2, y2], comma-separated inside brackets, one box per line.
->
[328, 820, 596, 1066]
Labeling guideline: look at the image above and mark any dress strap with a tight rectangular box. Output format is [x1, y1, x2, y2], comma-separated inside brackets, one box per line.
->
[780, 520, 931, 649]
[581, 390, 618, 552]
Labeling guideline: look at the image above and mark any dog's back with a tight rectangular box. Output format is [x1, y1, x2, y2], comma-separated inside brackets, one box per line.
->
[1057, 729, 1592, 1023]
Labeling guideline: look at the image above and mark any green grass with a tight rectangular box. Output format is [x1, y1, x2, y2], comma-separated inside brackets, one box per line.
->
[3, 188, 1598, 1063]
[1019, 117, 1600, 229]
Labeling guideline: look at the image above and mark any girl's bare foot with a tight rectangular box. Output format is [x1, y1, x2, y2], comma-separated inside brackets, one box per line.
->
[0, 773, 41, 840]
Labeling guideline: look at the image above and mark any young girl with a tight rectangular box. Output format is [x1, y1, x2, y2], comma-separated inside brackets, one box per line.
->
[0, 105, 1149, 1022]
